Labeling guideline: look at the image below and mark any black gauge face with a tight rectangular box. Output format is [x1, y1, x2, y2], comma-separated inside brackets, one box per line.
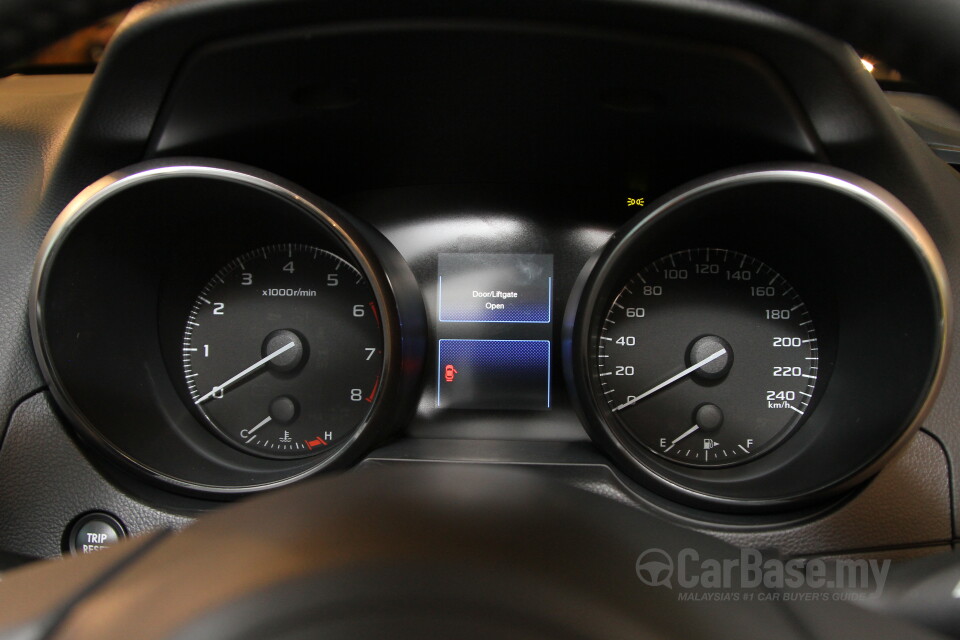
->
[182, 243, 384, 459]
[597, 248, 818, 467]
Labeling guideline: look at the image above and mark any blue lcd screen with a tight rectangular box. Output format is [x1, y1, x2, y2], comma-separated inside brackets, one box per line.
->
[437, 339, 551, 409]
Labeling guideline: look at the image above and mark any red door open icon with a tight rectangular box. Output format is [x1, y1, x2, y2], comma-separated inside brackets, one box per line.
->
[444, 364, 458, 382]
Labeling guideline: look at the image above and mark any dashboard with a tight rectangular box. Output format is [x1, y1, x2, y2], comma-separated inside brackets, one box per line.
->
[29, 158, 947, 514]
[1, 0, 959, 577]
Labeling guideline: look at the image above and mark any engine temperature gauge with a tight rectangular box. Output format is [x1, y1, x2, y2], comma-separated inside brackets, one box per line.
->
[597, 248, 818, 467]
[183, 243, 384, 459]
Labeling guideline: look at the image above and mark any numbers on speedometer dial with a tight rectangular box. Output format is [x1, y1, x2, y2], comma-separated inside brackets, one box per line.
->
[182, 243, 384, 459]
[598, 248, 818, 467]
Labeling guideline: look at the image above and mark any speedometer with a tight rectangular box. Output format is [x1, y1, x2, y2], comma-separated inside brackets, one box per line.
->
[598, 248, 817, 467]
[565, 166, 948, 509]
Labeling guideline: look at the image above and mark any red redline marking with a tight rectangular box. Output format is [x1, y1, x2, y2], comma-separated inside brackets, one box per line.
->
[305, 437, 328, 450]
[365, 375, 380, 403]
[369, 301, 381, 328]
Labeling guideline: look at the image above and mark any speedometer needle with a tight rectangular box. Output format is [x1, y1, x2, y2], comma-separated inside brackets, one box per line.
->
[195, 341, 296, 404]
[611, 348, 727, 412]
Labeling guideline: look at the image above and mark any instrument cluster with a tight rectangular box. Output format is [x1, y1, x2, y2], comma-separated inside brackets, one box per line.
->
[30, 159, 949, 511]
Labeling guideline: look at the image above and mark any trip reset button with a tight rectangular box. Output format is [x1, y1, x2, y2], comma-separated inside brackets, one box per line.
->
[67, 512, 126, 555]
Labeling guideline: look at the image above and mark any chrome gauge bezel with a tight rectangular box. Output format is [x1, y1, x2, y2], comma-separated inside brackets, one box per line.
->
[31, 159, 425, 495]
[564, 164, 951, 511]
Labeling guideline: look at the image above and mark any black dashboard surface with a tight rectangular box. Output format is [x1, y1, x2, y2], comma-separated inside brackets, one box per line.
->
[0, 0, 959, 562]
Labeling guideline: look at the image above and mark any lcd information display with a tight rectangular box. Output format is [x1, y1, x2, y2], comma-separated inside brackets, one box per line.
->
[436, 253, 553, 410]
[438, 253, 552, 323]
[437, 339, 550, 409]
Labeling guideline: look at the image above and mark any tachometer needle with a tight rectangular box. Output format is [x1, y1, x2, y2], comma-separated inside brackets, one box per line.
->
[611, 347, 727, 412]
[195, 341, 296, 404]
[663, 424, 700, 453]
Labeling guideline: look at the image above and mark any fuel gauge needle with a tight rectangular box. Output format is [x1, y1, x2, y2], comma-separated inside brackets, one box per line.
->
[663, 424, 699, 453]
[195, 341, 296, 404]
[612, 347, 727, 412]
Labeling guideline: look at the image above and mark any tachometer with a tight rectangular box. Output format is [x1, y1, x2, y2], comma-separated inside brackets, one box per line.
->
[183, 243, 383, 459]
[32, 159, 426, 493]
[599, 248, 817, 466]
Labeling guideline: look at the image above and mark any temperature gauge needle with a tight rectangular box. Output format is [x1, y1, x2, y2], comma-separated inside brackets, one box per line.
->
[611, 347, 727, 413]
[240, 416, 272, 443]
[195, 341, 296, 404]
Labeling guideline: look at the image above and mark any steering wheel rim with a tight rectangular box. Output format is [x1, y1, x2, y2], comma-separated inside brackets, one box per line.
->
[19, 464, 939, 640]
